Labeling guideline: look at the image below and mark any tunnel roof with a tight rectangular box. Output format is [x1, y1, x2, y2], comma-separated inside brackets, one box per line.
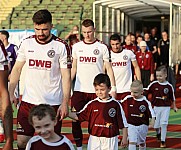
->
[94, 0, 181, 19]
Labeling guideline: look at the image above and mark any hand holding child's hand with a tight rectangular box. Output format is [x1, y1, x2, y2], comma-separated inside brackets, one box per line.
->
[120, 137, 128, 148]
[174, 107, 178, 112]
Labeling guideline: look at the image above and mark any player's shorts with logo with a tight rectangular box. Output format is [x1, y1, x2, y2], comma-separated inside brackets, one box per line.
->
[17, 101, 62, 136]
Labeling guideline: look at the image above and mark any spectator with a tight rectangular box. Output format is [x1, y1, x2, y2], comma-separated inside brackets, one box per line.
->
[136, 41, 154, 88]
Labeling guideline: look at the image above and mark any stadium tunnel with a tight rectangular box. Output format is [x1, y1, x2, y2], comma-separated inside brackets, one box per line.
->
[92, 0, 181, 67]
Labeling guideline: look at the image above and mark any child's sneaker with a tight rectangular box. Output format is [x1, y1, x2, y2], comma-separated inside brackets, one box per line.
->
[156, 133, 161, 141]
[160, 141, 166, 148]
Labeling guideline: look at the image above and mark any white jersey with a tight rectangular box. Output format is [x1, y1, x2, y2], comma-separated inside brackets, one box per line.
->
[17, 35, 71, 105]
[111, 49, 136, 93]
[72, 39, 110, 93]
[25, 135, 75, 150]
[0, 40, 8, 70]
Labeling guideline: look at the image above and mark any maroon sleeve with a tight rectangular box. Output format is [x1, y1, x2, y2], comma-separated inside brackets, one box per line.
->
[77, 103, 91, 122]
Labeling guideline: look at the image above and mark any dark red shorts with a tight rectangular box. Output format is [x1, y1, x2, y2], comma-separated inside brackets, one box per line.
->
[17, 101, 62, 136]
[116, 92, 131, 101]
[71, 91, 96, 112]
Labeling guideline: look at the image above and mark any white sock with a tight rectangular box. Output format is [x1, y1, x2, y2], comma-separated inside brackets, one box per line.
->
[77, 147, 83, 150]
[161, 124, 167, 141]
[129, 144, 136, 150]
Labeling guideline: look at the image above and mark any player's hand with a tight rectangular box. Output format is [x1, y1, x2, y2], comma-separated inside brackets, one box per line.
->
[110, 91, 117, 99]
[9, 93, 19, 108]
[150, 74, 154, 81]
[120, 138, 128, 148]
[149, 124, 154, 128]
[2, 139, 13, 150]
[56, 102, 68, 121]
[174, 107, 178, 112]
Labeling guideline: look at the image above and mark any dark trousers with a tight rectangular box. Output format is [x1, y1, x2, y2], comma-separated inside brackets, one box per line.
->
[141, 69, 151, 88]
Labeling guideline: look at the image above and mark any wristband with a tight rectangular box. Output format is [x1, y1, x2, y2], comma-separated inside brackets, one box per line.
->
[111, 86, 117, 92]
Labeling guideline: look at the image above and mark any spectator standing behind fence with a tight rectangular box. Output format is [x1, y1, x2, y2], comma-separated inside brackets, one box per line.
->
[0, 40, 13, 150]
[136, 41, 154, 88]
[9, 9, 71, 150]
[144, 65, 178, 148]
[121, 80, 155, 150]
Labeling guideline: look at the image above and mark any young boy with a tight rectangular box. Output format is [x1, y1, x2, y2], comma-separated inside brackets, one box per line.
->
[26, 104, 75, 150]
[136, 40, 155, 88]
[69, 73, 128, 150]
[145, 65, 178, 148]
[121, 80, 155, 150]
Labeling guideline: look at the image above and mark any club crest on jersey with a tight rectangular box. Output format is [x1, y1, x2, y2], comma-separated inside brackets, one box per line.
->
[93, 49, 99, 55]
[108, 108, 116, 117]
[47, 50, 55, 58]
[146, 54, 149, 58]
[123, 55, 128, 60]
[164, 88, 169, 94]
[139, 105, 146, 112]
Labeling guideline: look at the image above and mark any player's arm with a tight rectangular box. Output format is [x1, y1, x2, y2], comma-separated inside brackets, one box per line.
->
[172, 100, 178, 112]
[157, 40, 161, 55]
[57, 67, 71, 120]
[71, 58, 77, 81]
[120, 127, 128, 148]
[0, 70, 13, 150]
[152, 45, 157, 54]
[9, 61, 25, 106]
[132, 60, 141, 81]
[104, 61, 116, 97]
[149, 117, 155, 128]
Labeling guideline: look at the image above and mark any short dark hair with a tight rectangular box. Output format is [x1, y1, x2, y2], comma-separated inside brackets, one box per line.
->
[82, 19, 94, 28]
[0, 30, 9, 39]
[29, 104, 56, 125]
[156, 65, 167, 74]
[93, 73, 111, 88]
[110, 34, 121, 42]
[32, 9, 52, 24]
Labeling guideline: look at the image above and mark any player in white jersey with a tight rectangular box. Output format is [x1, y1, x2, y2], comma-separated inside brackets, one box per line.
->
[0, 40, 13, 150]
[26, 104, 75, 150]
[109, 34, 141, 100]
[9, 9, 71, 150]
[71, 19, 116, 150]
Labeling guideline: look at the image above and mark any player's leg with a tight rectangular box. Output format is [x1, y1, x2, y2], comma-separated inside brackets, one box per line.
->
[128, 124, 138, 150]
[87, 135, 101, 150]
[100, 136, 118, 150]
[160, 107, 170, 148]
[137, 124, 148, 150]
[153, 106, 161, 141]
[71, 91, 85, 149]
[17, 101, 35, 150]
